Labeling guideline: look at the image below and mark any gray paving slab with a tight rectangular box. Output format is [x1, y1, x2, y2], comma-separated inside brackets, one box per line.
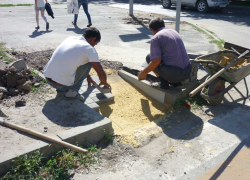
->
[0, 74, 115, 176]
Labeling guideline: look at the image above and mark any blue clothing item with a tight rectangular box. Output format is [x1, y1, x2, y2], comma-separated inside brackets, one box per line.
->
[34, 6, 45, 11]
[47, 62, 91, 92]
[74, 0, 91, 24]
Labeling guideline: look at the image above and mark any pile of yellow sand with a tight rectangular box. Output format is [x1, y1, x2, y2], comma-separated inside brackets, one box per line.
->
[97, 73, 170, 147]
[217, 53, 250, 69]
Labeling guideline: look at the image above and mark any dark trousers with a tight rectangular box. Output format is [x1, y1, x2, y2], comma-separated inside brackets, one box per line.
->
[146, 54, 191, 84]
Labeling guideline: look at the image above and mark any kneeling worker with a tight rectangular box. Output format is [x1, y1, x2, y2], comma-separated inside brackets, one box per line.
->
[138, 18, 191, 89]
[44, 27, 111, 101]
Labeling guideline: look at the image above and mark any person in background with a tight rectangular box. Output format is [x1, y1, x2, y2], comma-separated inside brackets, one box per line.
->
[72, 0, 92, 27]
[138, 18, 191, 89]
[34, 0, 49, 30]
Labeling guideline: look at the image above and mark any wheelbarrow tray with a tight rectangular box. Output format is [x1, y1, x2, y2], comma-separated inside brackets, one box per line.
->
[195, 50, 250, 83]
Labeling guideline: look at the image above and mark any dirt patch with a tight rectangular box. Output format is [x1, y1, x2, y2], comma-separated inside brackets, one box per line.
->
[122, 13, 188, 26]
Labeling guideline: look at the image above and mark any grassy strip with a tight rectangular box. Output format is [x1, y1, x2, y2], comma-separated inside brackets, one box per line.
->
[0, 42, 13, 63]
[173, 94, 208, 110]
[0, 4, 33, 7]
[17, 4, 33, 6]
[2, 143, 102, 179]
[187, 22, 225, 50]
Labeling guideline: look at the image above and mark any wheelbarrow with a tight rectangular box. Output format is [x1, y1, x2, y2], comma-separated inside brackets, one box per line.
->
[189, 42, 250, 105]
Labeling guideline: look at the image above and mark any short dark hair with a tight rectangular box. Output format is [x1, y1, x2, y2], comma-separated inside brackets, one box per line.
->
[83, 27, 101, 42]
[149, 18, 165, 31]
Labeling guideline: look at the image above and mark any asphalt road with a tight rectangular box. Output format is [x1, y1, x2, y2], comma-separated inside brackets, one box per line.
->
[97, 0, 250, 49]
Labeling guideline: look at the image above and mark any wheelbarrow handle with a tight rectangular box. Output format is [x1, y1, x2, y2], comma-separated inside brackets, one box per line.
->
[189, 50, 249, 97]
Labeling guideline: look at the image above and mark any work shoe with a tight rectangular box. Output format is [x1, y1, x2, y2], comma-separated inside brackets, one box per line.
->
[64, 93, 85, 102]
[46, 22, 49, 31]
[172, 82, 183, 90]
[35, 26, 40, 30]
[150, 82, 170, 90]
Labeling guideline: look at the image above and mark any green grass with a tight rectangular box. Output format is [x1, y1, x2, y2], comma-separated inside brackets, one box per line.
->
[16, 4, 33, 6]
[104, 132, 114, 143]
[188, 22, 225, 50]
[53, 2, 64, 5]
[31, 69, 39, 76]
[209, 39, 225, 50]
[0, 42, 13, 63]
[2, 143, 101, 179]
[0, 4, 33, 7]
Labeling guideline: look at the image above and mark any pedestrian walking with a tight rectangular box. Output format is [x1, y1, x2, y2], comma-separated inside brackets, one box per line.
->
[72, 0, 92, 27]
[34, 0, 49, 30]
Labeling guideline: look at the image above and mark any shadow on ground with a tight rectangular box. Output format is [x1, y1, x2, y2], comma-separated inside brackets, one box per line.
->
[42, 92, 104, 127]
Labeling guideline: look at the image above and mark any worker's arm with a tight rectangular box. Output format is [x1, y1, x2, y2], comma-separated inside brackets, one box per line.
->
[138, 58, 162, 80]
[90, 62, 111, 89]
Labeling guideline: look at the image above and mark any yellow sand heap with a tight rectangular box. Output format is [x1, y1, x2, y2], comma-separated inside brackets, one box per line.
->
[217, 53, 250, 69]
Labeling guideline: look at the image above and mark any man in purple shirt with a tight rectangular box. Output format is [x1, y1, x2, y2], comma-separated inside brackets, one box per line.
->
[138, 18, 191, 89]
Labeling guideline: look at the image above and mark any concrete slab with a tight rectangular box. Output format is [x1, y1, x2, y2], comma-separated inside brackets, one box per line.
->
[9, 59, 27, 72]
[0, 75, 115, 176]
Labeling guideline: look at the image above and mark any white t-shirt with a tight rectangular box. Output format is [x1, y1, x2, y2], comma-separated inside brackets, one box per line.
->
[36, 0, 45, 7]
[44, 36, 100, 86]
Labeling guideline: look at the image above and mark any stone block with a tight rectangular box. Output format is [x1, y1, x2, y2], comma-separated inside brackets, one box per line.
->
[9, 59, 27, 72]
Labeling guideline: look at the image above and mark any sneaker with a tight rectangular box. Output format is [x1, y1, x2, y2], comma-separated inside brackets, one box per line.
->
[46, 22, 49, 31]
[35, 26, 40, 30]
[64, 93, 85, 102]
[87, 23, 92, 27]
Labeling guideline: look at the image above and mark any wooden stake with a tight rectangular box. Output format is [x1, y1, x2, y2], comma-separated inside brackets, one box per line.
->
[0, 118, 87, 154]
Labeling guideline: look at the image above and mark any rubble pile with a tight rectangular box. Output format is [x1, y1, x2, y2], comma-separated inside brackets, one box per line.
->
[0, 63, 43, 101]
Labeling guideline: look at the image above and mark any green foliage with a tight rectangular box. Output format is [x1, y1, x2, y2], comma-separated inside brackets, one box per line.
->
[0, 4, 33, 7]
[16, 4, 33, 6]
[30, 85, 39, 92]
[31, 69, 39, 76]
[2, 143, 102, 179]
[173, 94, 207, 110]
[104, 132, 114, 143]
[0, 42, 13, 63]
[188, 23, 225, 50]
[0, 4, 15, 7]
[209, 39, 225, 50]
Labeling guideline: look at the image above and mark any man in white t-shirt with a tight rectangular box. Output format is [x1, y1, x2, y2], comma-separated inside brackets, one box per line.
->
[44, 27, 111, 101]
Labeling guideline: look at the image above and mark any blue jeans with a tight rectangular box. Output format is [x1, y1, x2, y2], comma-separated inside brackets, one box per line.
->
[74, 0, 91, 24]
[47, 63, 91, 92]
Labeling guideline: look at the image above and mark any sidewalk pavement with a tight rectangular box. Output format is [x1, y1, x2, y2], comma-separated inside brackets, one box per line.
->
[0, 2, 217, 70]
[0, 2, 250, 180]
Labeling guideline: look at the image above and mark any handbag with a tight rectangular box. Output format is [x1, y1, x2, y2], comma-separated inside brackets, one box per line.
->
[67, 0, 79, 14]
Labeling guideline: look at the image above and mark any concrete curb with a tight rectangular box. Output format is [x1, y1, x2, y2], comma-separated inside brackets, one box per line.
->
[0, 115, 113, 176]
[118, 70, 199, 105]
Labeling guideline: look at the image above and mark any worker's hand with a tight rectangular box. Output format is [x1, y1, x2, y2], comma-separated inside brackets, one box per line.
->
[87, 75, 96, 87]
[98, 81, 111, 90]
[138, 70, 147, 81]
